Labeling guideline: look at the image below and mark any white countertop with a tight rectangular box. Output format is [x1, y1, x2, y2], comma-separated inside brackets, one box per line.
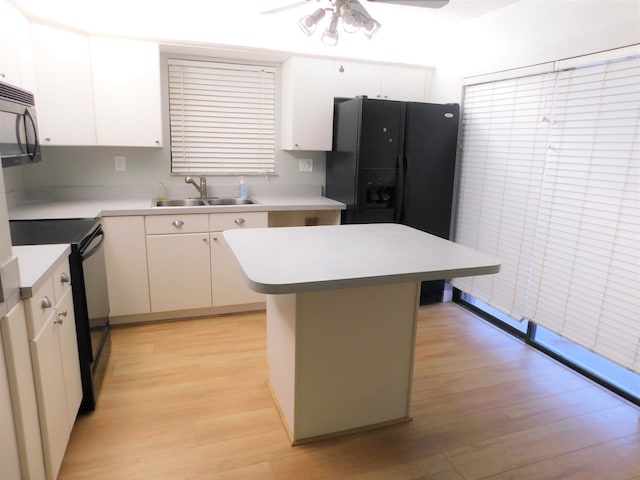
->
[8, 195, 345, 220]
[224, 223, 501, 294]
[12, 244, 71, 298]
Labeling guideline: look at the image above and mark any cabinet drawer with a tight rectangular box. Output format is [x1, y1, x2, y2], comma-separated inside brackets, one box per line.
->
[145, 214, 209, 234]
[210, 212, 268, 231]
[24, 277, 56, 339]
[52, 258, 72, 302]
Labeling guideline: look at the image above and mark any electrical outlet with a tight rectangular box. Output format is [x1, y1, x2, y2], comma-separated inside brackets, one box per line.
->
[114, 155, 126, 171]
[299, 158, 313, 172]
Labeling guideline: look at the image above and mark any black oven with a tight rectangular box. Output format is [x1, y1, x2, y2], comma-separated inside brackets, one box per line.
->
[9, 218, 111, 413]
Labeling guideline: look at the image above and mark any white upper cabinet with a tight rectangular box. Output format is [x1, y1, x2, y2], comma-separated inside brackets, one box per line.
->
[0, 0, 34, 90]
[90, 37, 162, 147]
[30, 25, 163, 147]
[281, 56, 335, 151]
[334, 61, 382, 99]
[334, 60, 429, 102]
[31, 24, 97, 146]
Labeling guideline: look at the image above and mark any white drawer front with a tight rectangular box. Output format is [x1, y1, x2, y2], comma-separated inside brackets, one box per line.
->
[24, 277, 56, 339]
[145, 214, 209, 235]
[210, 212, 268, 231]
[52, 258, 71, 303]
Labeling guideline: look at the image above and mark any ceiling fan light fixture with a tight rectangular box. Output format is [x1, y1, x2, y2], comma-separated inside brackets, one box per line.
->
[321, 14, 340, 46]
[297, 7, 326, 36]
[362, 18, 382, 39]
[340, 4, 362, 33]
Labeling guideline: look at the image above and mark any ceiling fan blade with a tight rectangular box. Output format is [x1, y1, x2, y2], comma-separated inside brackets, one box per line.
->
[260, 0, 318, 14]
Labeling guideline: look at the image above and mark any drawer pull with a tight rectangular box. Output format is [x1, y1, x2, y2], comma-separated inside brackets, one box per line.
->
[41, 297, 52, 309]
[172, 220, 184, 229]
[60, 272, 70, 284]
[234, 217, 245, 225]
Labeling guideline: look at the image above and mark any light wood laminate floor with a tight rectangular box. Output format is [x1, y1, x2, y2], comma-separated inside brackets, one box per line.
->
[59, 303, 640, 479]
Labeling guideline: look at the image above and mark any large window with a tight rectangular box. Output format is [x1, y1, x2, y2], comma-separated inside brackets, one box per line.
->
[453, 47, 639, 382]
[167, 58, 276, 175]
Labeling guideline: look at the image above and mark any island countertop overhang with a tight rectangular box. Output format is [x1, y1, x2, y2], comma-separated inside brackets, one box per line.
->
[223, 223, 500, 295]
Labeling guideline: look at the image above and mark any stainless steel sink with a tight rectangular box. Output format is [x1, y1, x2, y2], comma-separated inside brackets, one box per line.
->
[207, 198, 255, 205]
[155, 199, 208, 207]
[154, 197, 256, 207]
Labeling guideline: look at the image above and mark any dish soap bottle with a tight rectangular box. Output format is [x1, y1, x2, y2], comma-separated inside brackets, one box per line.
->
[238, 177, 248, 199]
[157, 181, 168, 201]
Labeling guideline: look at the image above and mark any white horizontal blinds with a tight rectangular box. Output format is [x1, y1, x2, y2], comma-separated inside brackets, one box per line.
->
[168, 59, 276, 175]
[452, 73, 555, 319]
[525, 56, 640, 371]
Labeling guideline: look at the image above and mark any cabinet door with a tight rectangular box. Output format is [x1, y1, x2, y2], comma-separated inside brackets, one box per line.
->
[0, 302, 46, 480]
[281, 56, 334, 151]
[30, 24, 97, 146]
[0, 0, 33, 89]
[0, 329, 21, 480]
[30, 312, 69, 480]
[381, 65, 427, 102]
[334, 61, 382, 99]
[103, 216, 151, 318]
[91, 37, 162, 147]
[56, 289, 82, 424]
[211, 233, 265, 307]
[147, 233, 212, 312]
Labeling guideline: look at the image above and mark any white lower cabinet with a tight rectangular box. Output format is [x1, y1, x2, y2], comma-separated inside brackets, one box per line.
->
[210, 212, 267, 307]
[103, 216, 151, 317]
[0, 302, 46, 480]
[107, 209, 330, 322]
[146, 233, 212, 312]
[25, 258, 81, 480]
[145, 214, 211, 312]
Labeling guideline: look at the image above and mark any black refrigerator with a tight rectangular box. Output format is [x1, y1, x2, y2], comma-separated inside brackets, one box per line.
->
[325, 96, 460, 304]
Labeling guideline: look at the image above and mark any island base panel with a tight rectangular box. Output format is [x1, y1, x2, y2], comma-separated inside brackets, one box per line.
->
[267, 282, 420, 444]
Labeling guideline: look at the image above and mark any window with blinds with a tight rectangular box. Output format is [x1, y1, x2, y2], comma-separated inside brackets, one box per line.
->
[453, 49, 640, 374]
[168, 59, 276, 175]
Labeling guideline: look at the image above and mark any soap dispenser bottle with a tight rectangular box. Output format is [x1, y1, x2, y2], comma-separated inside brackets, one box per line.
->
[238, 177, 248, 199]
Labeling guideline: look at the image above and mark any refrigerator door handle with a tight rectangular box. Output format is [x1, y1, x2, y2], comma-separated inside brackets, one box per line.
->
[395, 152, 406, 223]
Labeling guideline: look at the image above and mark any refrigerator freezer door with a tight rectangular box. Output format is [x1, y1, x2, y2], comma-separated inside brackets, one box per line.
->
[402, 103, 459, 239]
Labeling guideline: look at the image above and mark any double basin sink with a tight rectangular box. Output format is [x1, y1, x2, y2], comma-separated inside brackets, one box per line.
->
[155, 197, 256, 207]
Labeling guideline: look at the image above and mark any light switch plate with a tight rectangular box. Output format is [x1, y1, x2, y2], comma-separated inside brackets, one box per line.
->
[299, 158, 313, 172]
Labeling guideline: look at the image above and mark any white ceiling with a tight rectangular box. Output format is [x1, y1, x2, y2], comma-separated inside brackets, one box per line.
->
[9, 0, 521, 65]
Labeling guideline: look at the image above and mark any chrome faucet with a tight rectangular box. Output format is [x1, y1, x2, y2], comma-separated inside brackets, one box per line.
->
[185, 176, 207, 198]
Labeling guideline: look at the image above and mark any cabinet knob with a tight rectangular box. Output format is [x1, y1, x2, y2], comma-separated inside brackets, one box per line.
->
[172, 220, 184, 229]
[155, 140, 160, 144]
[55, 310, 68, 324]
[234, 218, 245, 225]
[60, 272, 70, 284]
[41, 296, 52, 309]
[45, 138, 51, 142]
[202, 237, 208, 244]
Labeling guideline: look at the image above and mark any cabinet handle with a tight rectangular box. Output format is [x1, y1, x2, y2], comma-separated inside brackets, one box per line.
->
[202, 237, 208, 244]
[212, 236, 218, 241]
[172, 220, 184, 229]
[41, 296, 52, 309]
[55, 310, 68, 324]
[60, 272, 70, 284]
[234, 218, 245, 225]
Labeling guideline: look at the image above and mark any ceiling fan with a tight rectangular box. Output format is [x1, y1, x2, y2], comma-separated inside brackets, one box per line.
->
[261, 0, 449, 46]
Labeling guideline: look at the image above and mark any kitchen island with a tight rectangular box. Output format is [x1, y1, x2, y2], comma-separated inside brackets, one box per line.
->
[223, 223, 500, 445]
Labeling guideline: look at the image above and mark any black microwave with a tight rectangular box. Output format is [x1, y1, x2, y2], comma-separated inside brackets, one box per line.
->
[0, 80, 41, 168]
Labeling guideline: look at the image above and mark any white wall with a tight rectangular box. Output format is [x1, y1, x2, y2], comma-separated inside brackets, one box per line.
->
[429, 0, 640, 103]
[6, 0, 640, 195]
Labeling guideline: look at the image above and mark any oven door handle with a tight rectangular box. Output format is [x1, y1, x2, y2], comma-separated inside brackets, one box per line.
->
[81, 226, 105, 261]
